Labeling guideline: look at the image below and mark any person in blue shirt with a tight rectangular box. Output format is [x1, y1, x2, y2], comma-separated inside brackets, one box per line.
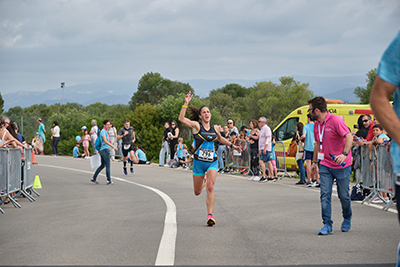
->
[73, 143, 82, 158]
[135, 144, 150, 164]
[303, 114, 319, 187]
[369, 31, 400, 267]
[91, 120, 118, 185]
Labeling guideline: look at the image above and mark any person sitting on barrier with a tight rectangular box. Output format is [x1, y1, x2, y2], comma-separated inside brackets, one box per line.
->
[0, 117, 27, 150]
[73, 142, 82, 158]
[33, 136, 43, 155]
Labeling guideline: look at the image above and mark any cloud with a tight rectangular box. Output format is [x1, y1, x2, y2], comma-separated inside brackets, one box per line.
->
[0, 0, 399, 94]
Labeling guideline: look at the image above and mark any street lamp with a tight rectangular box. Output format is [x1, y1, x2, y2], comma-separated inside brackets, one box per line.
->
[61, 82, 65, 105]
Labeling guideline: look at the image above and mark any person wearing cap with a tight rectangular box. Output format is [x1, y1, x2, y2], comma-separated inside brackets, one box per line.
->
[37, 118, 46, 144]
[227, 119, 239, 137]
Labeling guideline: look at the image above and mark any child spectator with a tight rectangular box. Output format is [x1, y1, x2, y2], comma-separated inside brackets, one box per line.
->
[73, 143, 82, 158]
[176, 137, 184, 163]
[269, 136, 278, 181]
[82, 129, 90, 158]
[135, 144, 151, 164]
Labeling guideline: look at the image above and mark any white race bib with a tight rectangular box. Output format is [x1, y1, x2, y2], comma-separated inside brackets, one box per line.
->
[124, 144, 131, 150]
[318, 151, 325, 160]
[198, 148, 214, 162]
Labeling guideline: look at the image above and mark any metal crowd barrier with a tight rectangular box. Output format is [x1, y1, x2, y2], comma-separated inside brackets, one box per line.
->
[359, 145, 395, 210]
[274, 141, 292, 179]
[0, 147, 38, 214]
[224, 140, 251, 175]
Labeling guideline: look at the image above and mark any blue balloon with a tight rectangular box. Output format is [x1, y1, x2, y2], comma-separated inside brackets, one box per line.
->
[76, 136, 81, 141]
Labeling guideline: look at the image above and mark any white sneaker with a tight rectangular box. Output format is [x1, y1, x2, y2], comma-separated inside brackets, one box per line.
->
[164, 164, 169, 167]
[371, 197, 383, 204]
[248, 176, 254, 181]
[253, 176, 260, 181]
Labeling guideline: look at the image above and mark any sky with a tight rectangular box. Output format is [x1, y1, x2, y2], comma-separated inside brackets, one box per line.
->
[0, 0, 399, 94]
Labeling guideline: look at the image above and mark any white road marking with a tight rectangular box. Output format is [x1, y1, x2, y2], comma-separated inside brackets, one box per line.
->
[38, 164, 177, 266]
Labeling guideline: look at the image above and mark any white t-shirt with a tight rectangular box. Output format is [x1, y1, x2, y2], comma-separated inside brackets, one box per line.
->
[90, 126, 98, 139]
[53, 126, 60, 137]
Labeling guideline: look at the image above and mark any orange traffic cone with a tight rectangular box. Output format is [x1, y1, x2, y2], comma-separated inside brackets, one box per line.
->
[32, 150, 37, 164]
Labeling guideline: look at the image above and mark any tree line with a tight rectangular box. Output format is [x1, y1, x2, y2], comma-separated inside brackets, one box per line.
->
[0, 70, 377, 162]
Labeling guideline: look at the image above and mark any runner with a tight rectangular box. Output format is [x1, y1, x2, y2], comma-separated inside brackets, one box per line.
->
[179, 91, 242, 226]
[117, 119, 136, 175]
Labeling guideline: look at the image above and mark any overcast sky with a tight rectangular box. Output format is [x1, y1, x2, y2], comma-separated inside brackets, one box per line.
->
[0, 0, 399, 94]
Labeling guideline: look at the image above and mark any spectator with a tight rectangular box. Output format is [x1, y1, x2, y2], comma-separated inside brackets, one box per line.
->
[354, 115, 369, 139]
[37, 118, 46, 144]
[356, 115, 375, 146]
[117, 119, 136, 175]
[81, 128, 90, 158]
[369, 31, 400, 266]
[216, 125, 227, 173]
[51, 121, 60, 156]
[240, 125, 249, 136]
[228, 119, 239, 136]
[89, 120, 98, 154]
[294, 122, 306, 185]
[303, 114, 320, 187]
[73, 143, 82, 158]
[33, 136, 43, 155]
[15, 122, 25, 144]
[175, 137, 184, 165]
[108, 121, 117, 161]
[309, 96, 353, 235]
[247, 119, 260, 181]
[258, 117, 273, 182]
[270, 136, 278, 181]
[223, 125, 230, 138]
[0, 117, 26, 149]
[91, 120, 118, 185]
[134, 144, 151, 164]
[159, 122, 171, 167]
[169, 121, 179, 160]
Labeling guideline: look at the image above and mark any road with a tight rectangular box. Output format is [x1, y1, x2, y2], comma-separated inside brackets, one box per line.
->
[0, 155, 398, 266]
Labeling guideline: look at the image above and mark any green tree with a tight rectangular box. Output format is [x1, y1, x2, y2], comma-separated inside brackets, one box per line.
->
[129, 72, 193, 109]
[0, 92, 4, 114]
[209, 83, 248, 99]
[354, 68, 378, 104]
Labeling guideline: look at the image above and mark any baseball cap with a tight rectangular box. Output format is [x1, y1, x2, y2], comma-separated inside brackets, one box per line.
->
[81, 126, 87, 130]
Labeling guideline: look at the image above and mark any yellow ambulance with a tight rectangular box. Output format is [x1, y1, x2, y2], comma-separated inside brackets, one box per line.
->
[272, 99, 373, 171]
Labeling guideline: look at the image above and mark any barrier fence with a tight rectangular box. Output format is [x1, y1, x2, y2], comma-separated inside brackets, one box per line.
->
[0, 147, 39, 214]
[359, 145, 395, 210]
[222, 140, 290, 179]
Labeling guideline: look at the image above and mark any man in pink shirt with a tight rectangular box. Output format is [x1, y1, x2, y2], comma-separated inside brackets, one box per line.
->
[309, 97, 353, 235]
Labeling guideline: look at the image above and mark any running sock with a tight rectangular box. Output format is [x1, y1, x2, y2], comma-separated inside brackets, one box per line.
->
[123, 160, 127, 167]
[130, 160, 133, 166]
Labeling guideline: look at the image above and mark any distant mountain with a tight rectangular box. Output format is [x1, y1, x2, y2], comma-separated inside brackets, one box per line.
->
[2, 75, 366, 111]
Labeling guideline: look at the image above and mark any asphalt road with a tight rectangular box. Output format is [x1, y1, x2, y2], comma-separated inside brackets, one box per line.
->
[0, 155, 398, 267]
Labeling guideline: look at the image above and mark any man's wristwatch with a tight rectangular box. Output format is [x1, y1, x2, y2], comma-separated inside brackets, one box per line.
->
[342, 151, 348, 156]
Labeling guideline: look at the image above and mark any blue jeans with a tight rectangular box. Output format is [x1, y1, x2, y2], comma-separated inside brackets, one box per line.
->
[93, 149, 111, 182]
[319, 164, 352, 226]
[217, 145, 226, 170]
[297, 159, 306, 182]
[159, 141, 170, 166]
[91, 137, 98, 154]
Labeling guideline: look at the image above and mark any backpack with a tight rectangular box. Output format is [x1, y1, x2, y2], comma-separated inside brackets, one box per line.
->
[351, 183, 364, 201]
[95, 129, 102, 151]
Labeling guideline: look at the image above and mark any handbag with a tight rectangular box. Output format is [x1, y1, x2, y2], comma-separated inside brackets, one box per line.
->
[90, 153, 101, 169]
[288, 141, 297, 157]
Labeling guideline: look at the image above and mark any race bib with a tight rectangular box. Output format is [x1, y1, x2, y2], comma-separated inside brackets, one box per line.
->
[198, 148, 214, 162]
[318, 151, 324, 160]
[124, 144, 131, 150]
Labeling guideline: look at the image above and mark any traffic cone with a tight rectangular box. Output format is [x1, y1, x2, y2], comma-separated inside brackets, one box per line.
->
[33, 175, 42, 189]
[32, 150, 37, 164]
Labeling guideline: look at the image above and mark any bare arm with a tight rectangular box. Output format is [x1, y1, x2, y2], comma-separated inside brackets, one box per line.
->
[370, 76, 400, 146]
[102, 135, 118, 151]
[215, 125, 242, 152]
[178, 91, 201, 133]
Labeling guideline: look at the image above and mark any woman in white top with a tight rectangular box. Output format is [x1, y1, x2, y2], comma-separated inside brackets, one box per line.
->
[0, 117, 26, 149]
[51, 121, 60, 156]
[108, 121, 117, 160]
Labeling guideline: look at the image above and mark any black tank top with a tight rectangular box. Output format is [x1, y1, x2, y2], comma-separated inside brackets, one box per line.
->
[193, 124, 218, 162]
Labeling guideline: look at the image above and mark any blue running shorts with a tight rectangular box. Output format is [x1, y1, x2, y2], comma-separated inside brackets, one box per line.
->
[192, 159, 218, 176]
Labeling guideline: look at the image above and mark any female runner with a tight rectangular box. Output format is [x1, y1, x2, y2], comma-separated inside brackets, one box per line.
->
[179, 91, 242, 226]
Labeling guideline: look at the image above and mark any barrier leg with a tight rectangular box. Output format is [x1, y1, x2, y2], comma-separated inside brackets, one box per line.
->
[0, 207, 3, 214]
[7, 195, 21, 208]
[30, 188, 40, 197]
[21, 189, 35, 202]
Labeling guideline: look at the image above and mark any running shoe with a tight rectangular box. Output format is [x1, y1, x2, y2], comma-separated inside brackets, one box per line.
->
[272, 177, 278, 182]
[341, 218, 351, 232]
[207, 214, 215, 226]
[267, 177, 274, 181]
[123, 167, 128, 175]
[295, 180, 305, 185]
[318, 224, 332, 235]
[107, 181, 114, 185]
[259, 177, 268, 182]
[130, 167, 134, 174]
[253, 176, 260, 181]
[248, 176, 254, 181]
[305, 180, 313, 187]
[90, 179, 99, 184]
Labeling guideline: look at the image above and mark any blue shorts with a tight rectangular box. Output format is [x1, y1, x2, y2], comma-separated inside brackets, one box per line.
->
[304, 150, 313, 160]
[260, 150, 271, 162]
[192, 159, 218, 176]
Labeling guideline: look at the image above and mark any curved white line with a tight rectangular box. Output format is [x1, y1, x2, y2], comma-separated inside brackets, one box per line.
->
[38, 164, 177, 266]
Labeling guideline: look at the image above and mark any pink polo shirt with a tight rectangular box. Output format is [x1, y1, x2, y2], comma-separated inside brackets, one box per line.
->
[314, 112, 351, 169]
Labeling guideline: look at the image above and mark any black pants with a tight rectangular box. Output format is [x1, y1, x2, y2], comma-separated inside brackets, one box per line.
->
[52, 137, 60, 155]
[250, 147, 260, 176]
